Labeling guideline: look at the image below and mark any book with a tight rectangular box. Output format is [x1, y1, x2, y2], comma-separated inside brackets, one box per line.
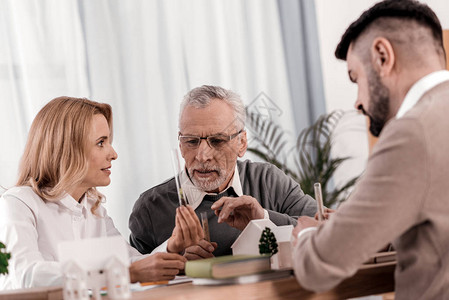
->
[185, 255, 271, 279]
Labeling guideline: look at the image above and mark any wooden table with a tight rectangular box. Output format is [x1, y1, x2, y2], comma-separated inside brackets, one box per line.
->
[0, 262, 395, 300]
[0, 286, 62, 300]
[113, 262, 395, 300]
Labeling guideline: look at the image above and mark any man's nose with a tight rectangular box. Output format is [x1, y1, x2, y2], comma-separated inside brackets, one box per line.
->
[354, 97, 362, 110]
[355, 101, 366, 115]
[195, 139, 213, 162]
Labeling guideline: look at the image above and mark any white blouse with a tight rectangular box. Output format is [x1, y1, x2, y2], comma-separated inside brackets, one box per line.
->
[0, 186, 142, 290]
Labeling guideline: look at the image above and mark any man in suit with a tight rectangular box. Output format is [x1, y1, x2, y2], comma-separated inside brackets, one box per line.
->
[129, 85, 317, 259]
[291, 0, 449, 299]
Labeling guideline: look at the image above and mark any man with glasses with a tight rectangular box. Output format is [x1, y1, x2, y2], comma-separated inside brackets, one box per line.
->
[129, 85, 317, 259]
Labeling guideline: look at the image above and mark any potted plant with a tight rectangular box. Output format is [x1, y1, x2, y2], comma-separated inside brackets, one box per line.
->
[0, 241, 11, 275]
[246, 110, 359, 208]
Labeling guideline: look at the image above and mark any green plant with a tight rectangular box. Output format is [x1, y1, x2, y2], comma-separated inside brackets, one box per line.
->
[259, 227, 278, 256]
[0, 241, 11, 275]
[246, 110, 359, 208]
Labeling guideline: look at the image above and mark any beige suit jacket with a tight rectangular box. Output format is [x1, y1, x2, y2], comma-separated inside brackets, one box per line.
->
[293, 80, 449, 300]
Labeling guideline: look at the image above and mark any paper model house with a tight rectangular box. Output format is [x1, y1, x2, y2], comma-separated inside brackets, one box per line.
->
[105, 256, 131, 299]
[62, 261, 89, 300]
[58, 236, 131, 300]
[231, 219, 293, 269]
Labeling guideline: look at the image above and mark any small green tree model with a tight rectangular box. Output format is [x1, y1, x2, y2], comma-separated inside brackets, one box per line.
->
[259, 227, 278, 256]
[0, 241, 11, 275]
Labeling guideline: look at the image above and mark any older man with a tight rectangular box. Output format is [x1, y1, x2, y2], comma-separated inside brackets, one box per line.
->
[129, 85, 316, 259]
[292, 1, 449, 299]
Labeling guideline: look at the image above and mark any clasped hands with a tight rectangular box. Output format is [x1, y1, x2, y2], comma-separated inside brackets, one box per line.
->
[167, 195, 264, 260]
[131, 205, 204, 283]
[167, 205, 218, 260]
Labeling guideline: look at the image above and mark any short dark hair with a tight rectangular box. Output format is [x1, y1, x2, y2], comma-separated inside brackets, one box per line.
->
[335, 0, 443, 60]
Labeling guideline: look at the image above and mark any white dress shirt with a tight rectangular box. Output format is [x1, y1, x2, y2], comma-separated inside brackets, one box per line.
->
[0, 186, 142, 290]
[396, 70, 449, 118]
[151, 164, 269, 253]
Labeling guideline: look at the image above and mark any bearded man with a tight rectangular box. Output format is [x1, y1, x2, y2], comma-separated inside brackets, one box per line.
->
[129, 85, 317, 259]
[291, 1, 449, 299]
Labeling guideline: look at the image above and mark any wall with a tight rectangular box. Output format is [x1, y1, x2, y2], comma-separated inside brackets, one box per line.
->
[316, 0, 449, 111]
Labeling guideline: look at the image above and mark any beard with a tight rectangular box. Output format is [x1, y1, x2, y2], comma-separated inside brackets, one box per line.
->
[187, 164, 228, 192]
[365, 67, 390, 137]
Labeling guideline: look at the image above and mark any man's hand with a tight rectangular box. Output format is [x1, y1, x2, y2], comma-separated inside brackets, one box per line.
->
[211, 195, 264, 231]
[184, 239, 218, 260]
[167, 206, 204, 253]
[292, 216, 320, 247]
[129, 252, 187, 282]
[314, 208, 336, 221]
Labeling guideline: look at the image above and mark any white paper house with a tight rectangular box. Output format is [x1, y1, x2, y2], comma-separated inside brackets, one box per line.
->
[231, 219, 293, 269]
[106, 256, 131, 299]
[62, 261, 89, 300]
[58, 236, 131, 300]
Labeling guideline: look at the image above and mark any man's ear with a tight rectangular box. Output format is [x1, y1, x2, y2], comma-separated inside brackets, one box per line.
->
[237, 130, 247, 158]
[371, 37, 395, 76]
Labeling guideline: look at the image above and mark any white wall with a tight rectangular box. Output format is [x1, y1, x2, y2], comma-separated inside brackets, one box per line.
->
[316, 0, 449, 112]
[314, 0, 449, 195]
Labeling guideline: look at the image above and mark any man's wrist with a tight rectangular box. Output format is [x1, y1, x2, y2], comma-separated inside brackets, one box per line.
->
[167, 238, 178, 253]
[296, 227, 318, 241]
[263, 209, 269, 219]
[129, 264, 137, 283]
[167, 238, 184, 254]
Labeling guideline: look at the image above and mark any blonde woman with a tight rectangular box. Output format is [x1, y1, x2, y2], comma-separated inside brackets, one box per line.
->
[0, 97, 203, 290]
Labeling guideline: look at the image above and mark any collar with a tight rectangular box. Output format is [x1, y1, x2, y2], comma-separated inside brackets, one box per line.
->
[396, 70, 449, 119]
[58, 193, 88, 215]
[180, 164, 243, 210]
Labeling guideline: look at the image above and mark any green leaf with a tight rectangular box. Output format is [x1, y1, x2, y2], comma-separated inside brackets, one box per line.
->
[246, 109, 360, 208]
[0, 241, 11, 275]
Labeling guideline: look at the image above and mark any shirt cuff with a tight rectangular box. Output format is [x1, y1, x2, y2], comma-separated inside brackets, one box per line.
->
[151, 240, 169, 254]
[263, 209, 269, 219]
[296, 227, 318, 242]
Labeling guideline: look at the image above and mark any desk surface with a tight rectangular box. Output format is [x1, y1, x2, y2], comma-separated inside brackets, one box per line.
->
[112, 262, 395, 300]
[0, 262, 395, 300]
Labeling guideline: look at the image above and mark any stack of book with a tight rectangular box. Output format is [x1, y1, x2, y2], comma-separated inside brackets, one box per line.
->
[185, 254, 292, 285]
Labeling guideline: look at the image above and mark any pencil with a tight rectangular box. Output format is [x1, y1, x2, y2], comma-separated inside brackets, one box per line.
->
[314, 182, 325, 221]
[171, 148, 188, 206]
[200, 211, 211, 242]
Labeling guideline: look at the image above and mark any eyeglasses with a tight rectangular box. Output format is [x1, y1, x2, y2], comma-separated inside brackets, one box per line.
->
[179, 130, 243, 150]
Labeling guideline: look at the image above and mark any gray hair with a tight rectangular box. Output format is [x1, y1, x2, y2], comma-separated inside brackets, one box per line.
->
[179, 85, 246, 130]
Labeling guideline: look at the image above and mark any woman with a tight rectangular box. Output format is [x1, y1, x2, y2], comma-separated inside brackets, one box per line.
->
[0, 97, 202, 290]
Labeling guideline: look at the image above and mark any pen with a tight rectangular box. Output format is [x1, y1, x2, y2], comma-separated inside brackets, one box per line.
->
[314, 182, 325, 222]
[140, 280, 169, 286]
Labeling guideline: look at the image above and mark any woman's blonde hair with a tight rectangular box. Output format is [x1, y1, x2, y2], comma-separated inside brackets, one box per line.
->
[16, 96, 113, 213]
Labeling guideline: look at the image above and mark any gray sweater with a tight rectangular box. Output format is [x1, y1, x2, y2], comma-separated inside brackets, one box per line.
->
[129, 159, 317, 256]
